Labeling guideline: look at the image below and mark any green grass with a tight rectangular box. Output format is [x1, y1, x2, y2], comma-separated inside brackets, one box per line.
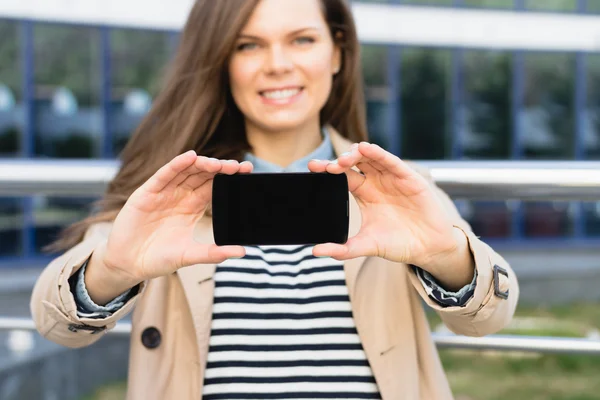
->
[441, 351, 600, 400]
[430, 303, 600, 400]
[83, 303, 600, 400]
[80, 381, 127, 400]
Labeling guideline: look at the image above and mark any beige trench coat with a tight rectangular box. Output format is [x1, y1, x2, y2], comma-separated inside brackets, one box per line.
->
[30, 130, 519, 400]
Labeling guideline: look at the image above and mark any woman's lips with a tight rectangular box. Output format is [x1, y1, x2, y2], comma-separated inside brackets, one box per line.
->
[259, 87, 304, 106]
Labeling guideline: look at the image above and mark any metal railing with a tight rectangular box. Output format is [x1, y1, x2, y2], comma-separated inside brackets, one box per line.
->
[1, 160, 600, 355]
[2, 159, 600, 199]
[1, 316, 600, 355]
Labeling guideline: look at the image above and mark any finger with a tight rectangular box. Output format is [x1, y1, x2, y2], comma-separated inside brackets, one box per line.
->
[339, 143, 385, 172]
[312, 236, 374, 261]
[355, 161, 380, 176]
[327, 145, 387, 176]
[208, 245, 246, 263]
[358, 143, 412, 178]
[239, 161, 254, 174]
[324, 146, 363, 174]
[335, 144, 362, 169]
[179, 156, 224, 190]
[169, 164, 197, 188]
[186, 160, 241, 191]
[308, 143, 360, 174]
[174, 157, 222, 190]
[345, 169, 366, 193]
[307, 162, 365, 192]
[307, 159, 329, 173]
[144, 150, 197, 193]
[180, 171, 215, 192]
[182, 244, 246, 265]
[219, 159, 243, 175]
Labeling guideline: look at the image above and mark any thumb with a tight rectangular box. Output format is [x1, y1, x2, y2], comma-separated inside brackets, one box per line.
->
[312, 236, 374, 261]
[181, 244, 246, 266]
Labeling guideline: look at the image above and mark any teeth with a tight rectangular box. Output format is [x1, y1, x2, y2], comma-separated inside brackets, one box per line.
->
[262, 88, 300, 99]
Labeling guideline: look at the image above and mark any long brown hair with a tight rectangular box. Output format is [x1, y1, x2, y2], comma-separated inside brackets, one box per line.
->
[48, 0, 367, 252]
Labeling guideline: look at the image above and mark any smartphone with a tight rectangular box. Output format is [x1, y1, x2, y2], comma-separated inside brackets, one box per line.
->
[212, 172, 349, 246]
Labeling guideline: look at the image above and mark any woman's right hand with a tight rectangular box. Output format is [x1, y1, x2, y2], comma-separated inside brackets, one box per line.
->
[97, 151, 253, 287]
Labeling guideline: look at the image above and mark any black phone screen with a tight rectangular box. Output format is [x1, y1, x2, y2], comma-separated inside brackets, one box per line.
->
[212, 172, 349, 246]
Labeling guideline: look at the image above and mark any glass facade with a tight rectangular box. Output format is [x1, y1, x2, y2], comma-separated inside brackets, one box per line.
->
[31, 24, 103, 253]
[110, 28, 173, 156]
[400, 48, 452, 160]
[0, 20, 24, 258]
[1, 1, 600, 263]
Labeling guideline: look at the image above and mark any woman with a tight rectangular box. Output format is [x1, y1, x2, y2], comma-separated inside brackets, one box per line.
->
[31, 0, 519, 399]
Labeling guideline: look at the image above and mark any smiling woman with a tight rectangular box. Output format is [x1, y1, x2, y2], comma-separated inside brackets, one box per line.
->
[228, 0, 345, 166]
[30, 1, 518, 400]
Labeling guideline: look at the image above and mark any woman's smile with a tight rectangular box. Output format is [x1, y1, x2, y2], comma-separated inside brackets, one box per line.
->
[259, 86, 305, 106]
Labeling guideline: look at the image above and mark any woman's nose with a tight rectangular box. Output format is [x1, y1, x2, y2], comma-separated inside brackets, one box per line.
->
[264, 45, 293, 75]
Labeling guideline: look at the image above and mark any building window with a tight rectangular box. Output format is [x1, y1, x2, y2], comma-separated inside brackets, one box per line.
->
[586, 54, 600, 159]
[110, 28, 173, 156]
[0, 20, 23, 157]
[523, 201, 574, 238]
[32, 23, 102, 253]
[461, 50, 512, 160]
[33, 23, 102, 159]
[0, 197, 23, 257]
[521, 53, 576, 238]
[400, 48, 451, 160]
[0, 20, 24, 257]
[522, 53, 575, 160]
[584, 202, 600, 237]
[584, 54, 600, 236]
[362, 44, 389, 149]
[460, 200, 514, 239]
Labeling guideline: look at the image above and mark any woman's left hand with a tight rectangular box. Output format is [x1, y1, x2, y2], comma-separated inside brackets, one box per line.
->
[307, 142, 462, 271]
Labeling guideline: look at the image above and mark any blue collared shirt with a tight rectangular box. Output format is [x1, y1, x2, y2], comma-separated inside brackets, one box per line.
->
[243, 128, 335, 173]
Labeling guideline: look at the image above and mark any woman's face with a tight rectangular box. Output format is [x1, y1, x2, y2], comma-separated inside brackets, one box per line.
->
[228, 0, 341, 133]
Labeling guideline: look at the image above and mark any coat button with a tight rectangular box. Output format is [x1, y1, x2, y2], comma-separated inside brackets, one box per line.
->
[141, 327, 161, 349]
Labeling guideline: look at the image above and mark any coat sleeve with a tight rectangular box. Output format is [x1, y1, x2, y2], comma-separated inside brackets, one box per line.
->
[405, 165, 519, 337]
[30, 222, 146, 348]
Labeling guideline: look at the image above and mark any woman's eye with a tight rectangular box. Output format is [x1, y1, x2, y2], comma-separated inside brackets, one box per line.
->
[294, 37, 315, 45]
[237, 42, 258, 51]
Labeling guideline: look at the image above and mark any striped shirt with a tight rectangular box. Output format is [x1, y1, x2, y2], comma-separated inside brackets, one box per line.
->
[202, 244, 382, 400]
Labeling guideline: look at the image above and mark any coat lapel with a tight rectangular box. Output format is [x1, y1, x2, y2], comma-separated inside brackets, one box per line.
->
[176, 216, 217, 380]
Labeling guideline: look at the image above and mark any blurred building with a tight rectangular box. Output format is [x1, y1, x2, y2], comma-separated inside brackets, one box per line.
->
[1, 0, 600, 267]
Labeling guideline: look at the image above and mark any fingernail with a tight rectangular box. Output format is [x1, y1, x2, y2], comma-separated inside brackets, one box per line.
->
[329, 160, 338, 165]
[340, 152, 351, 157]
